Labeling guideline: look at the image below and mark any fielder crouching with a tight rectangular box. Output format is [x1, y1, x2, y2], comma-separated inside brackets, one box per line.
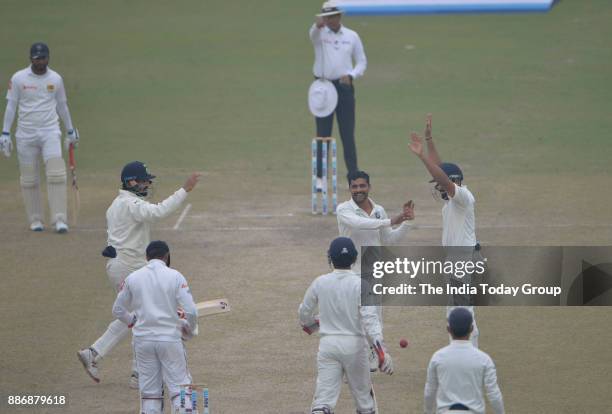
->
[299, 237, 393, 414]
[112, 241, 197, 414]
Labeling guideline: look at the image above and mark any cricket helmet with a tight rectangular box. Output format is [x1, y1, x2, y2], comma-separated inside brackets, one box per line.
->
[121, 161, 155, 197]
[328, 237, 358, 268]
[429, 162, 463, 184]
[30, 42, 50, 59]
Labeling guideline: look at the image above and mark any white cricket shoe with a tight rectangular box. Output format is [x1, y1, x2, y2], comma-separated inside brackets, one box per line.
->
[77, 348, 100, 383]
[55, 220, 69, 234]
[316, 177, 323, 192]
[129, 371, 139, 390]
[30, 220, 44, 232]
[369, 346, 379, 372]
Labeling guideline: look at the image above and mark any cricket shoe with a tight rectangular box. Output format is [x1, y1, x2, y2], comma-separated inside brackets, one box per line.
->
[55, 220, 69, 234]
[30, 220, 44, 232]
[129, 371, 139, 390]
[369, 346, 379, 372]
[77, 348, 100, 383]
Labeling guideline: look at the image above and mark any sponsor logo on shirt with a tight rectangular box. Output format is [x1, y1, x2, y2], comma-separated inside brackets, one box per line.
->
[47, 84, 55, 92]
[23, 85, 37, 90]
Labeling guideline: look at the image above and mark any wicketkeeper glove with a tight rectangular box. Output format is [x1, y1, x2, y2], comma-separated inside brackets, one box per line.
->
[64, 128, 79, 151]
[0, 132, 12, 157]
[374, 340, 394, 375]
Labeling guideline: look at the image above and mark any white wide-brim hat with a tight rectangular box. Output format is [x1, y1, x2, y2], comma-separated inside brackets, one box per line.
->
[308, 79, 338, 118]
[317, 1, 344, 17]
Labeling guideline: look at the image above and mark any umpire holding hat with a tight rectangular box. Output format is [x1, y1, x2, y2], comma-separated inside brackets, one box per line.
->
[424, 308, 505, 414]
[309, 1, 367, 188]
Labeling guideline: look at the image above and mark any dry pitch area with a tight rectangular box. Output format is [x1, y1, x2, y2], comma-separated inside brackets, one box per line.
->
[1, 171, 612, 413]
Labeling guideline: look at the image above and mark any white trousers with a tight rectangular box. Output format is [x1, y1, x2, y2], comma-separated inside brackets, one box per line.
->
[312, 335, 376, 414]
[91, 259, 142, 360]
[135, 339, 192, 412]
[16, 127, 62, 164]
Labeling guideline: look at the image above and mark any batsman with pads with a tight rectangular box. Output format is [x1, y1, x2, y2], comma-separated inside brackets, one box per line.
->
[299, 237, 393, 414]
[77, 161, 200, 387]
[1, 42, 79, 233]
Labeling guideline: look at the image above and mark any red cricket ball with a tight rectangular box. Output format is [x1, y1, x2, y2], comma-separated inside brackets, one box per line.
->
[399, 338, 409, 348]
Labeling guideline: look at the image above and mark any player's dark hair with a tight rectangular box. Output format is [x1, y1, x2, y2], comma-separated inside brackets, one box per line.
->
[146, 240, 170, 260]
[347, 170, 370, 185]
[448, 308, 473, 338]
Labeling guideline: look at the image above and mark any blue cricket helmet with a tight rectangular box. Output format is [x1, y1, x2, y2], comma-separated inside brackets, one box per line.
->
[121, 161, 155, 184]
[430, 162, 463, 183]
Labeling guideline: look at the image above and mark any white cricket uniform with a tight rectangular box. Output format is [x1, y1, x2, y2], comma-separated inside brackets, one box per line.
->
[424, 340, 504, 414]
[443, 184, 479, 348]
[113, 259, 197, 412]
[299, 269, 383, 413]
[310, 24, 367, 80]
[4, 66, 72, 163]
[90, 188, 188, 359]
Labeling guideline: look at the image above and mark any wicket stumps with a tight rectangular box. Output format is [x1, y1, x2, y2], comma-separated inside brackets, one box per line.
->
[311, 137, 337, 215]
[175, 384, 209, 414]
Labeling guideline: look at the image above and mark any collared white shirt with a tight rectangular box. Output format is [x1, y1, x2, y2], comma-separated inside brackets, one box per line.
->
[442, 185, 476, 247]
[310, 24, 367, 80]
[106, 188, 187, 267]
[299, 269, 382, 344]
[6, 66, 67, 130]
[424, 340, 504, 414]
[112, 259, 198, 342]
[337, 198, 411, 273]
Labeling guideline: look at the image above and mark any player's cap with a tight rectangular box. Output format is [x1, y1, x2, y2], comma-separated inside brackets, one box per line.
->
[30, 42, 50, 59]
[317, 1, 343, 17]
[447, 307, 473, 337]
[146, 240, 170, 258]
[429, 162, 463, 183]
[328, 237, 358, 268]
[121, 161, 156, 183]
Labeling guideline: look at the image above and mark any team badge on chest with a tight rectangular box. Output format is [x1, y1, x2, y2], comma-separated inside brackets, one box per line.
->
[47, 84, 55, 92]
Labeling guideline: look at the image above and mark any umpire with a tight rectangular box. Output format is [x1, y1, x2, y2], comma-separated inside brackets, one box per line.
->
[310, 1, 367, 187]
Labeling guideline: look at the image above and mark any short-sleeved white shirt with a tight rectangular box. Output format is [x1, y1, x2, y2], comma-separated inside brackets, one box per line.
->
[6, 66, 67, 130]
[442, 185, 476, 247]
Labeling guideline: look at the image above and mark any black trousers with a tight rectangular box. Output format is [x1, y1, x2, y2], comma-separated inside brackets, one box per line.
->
[315, 80, 358, 178]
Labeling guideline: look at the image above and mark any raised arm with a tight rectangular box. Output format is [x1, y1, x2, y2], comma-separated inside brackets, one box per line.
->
[409, 132, 456, 198]
[424, 114, 442, 165]
[309, 17, 325, 43]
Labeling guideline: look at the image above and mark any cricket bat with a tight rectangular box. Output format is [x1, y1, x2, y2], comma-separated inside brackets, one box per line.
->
[184, 298, 230, 338]
[68, 143, 80, 225]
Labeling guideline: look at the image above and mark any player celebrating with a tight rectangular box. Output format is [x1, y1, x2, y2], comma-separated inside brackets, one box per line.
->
[1, 42, 79, 232]
[424, 307, 504, 414]
[408, 114, 479, 347]
[77, 161, 200, 387]
[336, 170, 414, 369]
[299, 237, 393, 414]
[113, 240, 198, 414]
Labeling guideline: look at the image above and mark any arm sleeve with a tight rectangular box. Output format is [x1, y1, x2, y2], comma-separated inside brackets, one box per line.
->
[423, 357, 438, 414]
[359, 301, 383, 345]
[349, 33, 367, 79]
[449, 185, 474, 209]
[484, 357, 505, 414]
[112, 280, 135, 325]
[55, 78, 74, 131]
[337, 205, 391, 230]
[2, 98, 17, 133]
[378, 207, 412, 244]
[298, 280, 318, 327]
[176, 274, 198, 332]
[127, 188, 188, 223]
[309, 23, 322, 44]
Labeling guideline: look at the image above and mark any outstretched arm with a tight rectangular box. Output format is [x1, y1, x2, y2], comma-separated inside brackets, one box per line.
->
[409, 132, 456, 198]
[424, 113, 442, 165]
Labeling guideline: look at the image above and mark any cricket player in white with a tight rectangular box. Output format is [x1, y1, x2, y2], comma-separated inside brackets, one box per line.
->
[1, 42, 79, 233]
[113, 241, 198, 414]
[77, 161, 200, 387]
[409, 114, 479, 347]
[424, 307, 504, 414]
[337, 170, 414, 369]
[299, 237, 393, 414]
